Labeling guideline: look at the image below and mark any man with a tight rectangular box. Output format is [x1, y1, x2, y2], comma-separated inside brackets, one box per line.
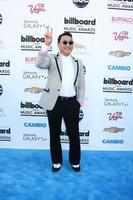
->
[36, 26, 85, 172]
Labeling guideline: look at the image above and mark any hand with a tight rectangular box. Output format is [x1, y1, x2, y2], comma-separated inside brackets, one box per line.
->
[44, 26, 53, 46]
[78, 100, 84, 107]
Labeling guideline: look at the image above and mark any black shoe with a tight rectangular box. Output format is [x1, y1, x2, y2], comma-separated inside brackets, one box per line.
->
[52, 164, 61, 172]
[72, 165, 80, 172]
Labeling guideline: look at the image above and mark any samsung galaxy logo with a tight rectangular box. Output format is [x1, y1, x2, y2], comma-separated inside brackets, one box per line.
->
[108, 65, 131, 71]
[108, 0, 133, 10]
[23, 71, 47, 80]
[24, 122, 46, 127]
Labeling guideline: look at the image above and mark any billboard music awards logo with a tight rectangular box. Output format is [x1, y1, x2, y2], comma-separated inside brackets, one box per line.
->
[0, 128, 11, 141]
[20, 101, 47, 117]
[107, 0, 133, 11]
[0, 60, 10, 75]
[103, 77, 133, 93]
[64, 16, 96, 34]
[61, 130, 90, 144]
[21, 35, 44, 51]
[21, 35, 52, 51]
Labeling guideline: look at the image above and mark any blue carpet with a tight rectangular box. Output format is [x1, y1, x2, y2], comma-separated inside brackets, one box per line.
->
[0, 149, 133, 200]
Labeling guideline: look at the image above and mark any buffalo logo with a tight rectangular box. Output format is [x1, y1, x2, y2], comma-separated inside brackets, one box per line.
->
[109, 50, 131, 57]
[72, 0, 89, 8]
[103, 127, 125, 133]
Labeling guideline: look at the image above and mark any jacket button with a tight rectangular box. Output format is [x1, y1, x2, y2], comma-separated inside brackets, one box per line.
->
[58, 89, 60, 91]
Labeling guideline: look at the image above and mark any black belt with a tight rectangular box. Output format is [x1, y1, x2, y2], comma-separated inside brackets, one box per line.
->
[58, 96, 76, 101]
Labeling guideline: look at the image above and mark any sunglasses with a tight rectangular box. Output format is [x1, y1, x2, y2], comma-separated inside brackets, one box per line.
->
[62, 40, 74, 45]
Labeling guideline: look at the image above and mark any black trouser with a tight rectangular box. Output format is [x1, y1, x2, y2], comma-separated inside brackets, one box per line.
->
[47, 96, 80, 165]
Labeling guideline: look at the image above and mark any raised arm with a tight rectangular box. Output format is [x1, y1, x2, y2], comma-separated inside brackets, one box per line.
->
[35, 26, 53, 69]
[44, 26, 53, 46]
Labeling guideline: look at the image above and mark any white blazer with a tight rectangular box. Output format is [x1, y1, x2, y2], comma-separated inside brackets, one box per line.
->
[35, 52, 85, 110]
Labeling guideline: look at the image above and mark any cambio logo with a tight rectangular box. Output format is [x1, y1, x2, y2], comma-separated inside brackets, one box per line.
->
[72, 0, 89, 8]
[24, 122, 46, 127]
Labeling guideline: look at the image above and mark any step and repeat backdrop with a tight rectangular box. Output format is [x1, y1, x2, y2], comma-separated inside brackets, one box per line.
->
[0, 0, 133, 150]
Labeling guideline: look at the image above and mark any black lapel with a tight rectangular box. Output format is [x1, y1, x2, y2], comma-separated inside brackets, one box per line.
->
[54, 54, 62, 82]
[73, 58, 79, 85]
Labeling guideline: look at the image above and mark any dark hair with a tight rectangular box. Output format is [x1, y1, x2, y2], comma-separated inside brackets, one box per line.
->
[57, 32, 73, 43]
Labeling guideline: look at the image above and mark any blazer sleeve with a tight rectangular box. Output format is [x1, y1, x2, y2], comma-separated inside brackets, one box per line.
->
[77, 60, 85, 102]
[35, 47, 51, 69]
